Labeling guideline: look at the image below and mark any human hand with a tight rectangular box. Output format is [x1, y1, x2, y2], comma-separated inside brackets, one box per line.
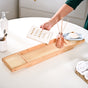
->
[40, 20, 55, 30]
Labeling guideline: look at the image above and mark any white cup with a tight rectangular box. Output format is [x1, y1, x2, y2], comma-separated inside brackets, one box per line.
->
[0, 39, 7, 52]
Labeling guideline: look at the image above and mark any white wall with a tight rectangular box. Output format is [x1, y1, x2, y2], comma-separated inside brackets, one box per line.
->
[19, 0, 88, 27]
[0, 0, 18, 19]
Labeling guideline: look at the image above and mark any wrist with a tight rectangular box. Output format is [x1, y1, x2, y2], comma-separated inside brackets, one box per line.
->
[50, 16, 60, 26]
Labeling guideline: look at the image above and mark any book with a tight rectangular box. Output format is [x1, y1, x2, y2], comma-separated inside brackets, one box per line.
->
[27, 26, 53, 44]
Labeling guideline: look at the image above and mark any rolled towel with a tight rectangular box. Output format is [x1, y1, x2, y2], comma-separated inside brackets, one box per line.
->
[76, 61, 88, 75]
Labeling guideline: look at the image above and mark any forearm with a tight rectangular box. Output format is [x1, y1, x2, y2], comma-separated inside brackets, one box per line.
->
[40, 4, 74, 30]
[50, 4, 73, 25]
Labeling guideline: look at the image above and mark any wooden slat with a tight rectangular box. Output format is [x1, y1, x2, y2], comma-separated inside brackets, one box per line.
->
[2, 39, 85, 72]
[2, 54, 26, 69]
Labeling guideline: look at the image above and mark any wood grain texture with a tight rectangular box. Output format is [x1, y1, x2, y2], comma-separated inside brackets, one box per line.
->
[75, 70, 88, 84]
[2, 39, 85, 72]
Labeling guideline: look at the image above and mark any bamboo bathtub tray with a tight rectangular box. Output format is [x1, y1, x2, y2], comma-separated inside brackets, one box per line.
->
[2, 39, 85, 72]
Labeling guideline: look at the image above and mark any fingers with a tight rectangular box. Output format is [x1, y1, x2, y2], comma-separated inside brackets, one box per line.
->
[40, 21, 52, 31]
[40, 25, 50, 30]
[40, 25, 44, 29]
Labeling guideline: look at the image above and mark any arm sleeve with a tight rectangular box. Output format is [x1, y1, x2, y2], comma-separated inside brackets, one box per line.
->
[65, 0, 84, 9]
